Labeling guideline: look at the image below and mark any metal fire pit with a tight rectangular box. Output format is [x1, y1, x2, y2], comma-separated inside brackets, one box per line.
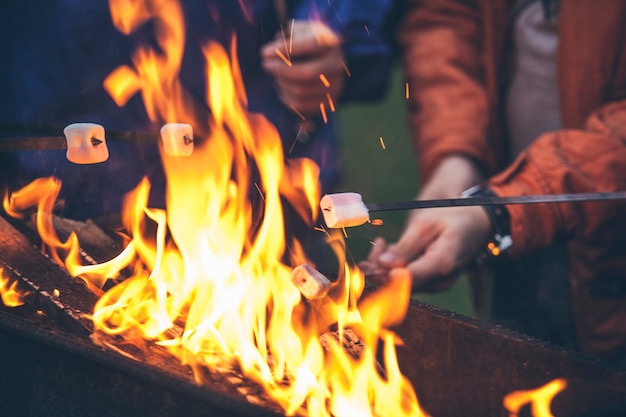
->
[2, 299, 626, 417]
[1, 215, 626, 416]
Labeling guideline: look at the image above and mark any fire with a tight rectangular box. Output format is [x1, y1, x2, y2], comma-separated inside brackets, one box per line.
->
[0, 267, 28, 307]
[503, 378, 567, 417]
[1, 1, 426, 416]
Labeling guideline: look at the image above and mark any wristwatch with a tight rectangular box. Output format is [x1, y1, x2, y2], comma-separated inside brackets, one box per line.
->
[461, 185, 513, 264]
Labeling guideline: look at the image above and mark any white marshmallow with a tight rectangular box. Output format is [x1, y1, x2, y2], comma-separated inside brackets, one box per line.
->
[291, 264, 331, 299]
[160, 123, 194, 156]
[63, 123, 109, 164]
[320, 193, 370, 228]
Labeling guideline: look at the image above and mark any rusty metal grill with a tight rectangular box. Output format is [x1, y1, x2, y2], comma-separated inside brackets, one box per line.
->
[1, 210, 626, 417]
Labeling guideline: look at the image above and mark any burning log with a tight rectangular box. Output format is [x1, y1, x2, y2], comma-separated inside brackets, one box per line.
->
[0, 212, 288, 414]
[0, 215, 96, 337]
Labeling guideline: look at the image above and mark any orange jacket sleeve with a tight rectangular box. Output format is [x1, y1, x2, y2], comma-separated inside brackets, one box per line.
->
[398, 0, 498, 181]
[488, 101, 626, 258]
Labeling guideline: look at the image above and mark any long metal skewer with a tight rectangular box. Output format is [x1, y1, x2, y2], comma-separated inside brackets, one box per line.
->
[0, 130, 160, 151]
[365, 191, 626, 212]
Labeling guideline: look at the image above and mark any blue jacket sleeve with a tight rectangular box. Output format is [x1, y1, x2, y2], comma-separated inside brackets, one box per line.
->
[290, 0, 395, 103]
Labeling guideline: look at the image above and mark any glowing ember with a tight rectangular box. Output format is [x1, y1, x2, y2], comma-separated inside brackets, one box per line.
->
[1, 1, 426, 416]
[0, 267, 28, 307]
[503, 378, 567, 417]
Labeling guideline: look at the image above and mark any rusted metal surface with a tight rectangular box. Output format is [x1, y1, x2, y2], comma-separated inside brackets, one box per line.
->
[0, 214, 287, 416]
[0, 128, 160, 151]
[394, 301, 626, 417]
[3, 211, 626, 416]
[0, 215, 96, 336]
[0, 308, 282, 417]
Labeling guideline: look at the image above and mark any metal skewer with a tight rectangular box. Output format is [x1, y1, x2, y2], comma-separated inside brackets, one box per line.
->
[0, 130, 160, 151]
[365, 191, 626, 213]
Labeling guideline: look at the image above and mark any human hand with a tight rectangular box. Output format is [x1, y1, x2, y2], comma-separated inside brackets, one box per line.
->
[359, 156, 490, 292]
[260, 20, 346, 117]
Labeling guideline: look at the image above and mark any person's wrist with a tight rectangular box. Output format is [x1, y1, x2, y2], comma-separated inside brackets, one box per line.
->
[461, 185, 513, 264]
[423, 155, 485, 199]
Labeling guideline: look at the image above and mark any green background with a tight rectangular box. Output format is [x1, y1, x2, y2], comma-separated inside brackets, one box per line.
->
[335, 67, 477, 318]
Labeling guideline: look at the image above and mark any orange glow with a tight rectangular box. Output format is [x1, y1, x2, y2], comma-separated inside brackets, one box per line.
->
[1, 1, 426, 416]
[503, 378, 567, 417]
[274, 48, 293, 67]
[326, 92, 336, 112]
[487, 242, 501, 256]
[320, 102, 328, 124]
[319, 73, 330, 88]
[0, 267, 29, 307]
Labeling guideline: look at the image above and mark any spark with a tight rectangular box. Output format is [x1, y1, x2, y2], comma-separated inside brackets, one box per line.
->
[289, 105, 306, 121]
[274, 48, 292, 67]
[320, 102, 328, 124]
[369, 240, 376, 245]
[254, 183, 265, 201]
[379, 136, 386, 149]
[289, 19, 294, 53]
[342, 227, 348, 238]
[289, 126, 302, 154]
[405, 82, 410, 99]
[319, 73, 330, 88]
[326, 93, 335, 112]
[342, 61, 351, 77]
[364, 25, 370, 36]
[314, 225, 332, 238]
[371, 219, 384, 226]
[280, 26, 290, 60]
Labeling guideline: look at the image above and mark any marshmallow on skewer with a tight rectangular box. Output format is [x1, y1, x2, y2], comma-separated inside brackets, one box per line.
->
[291, 263, 332, 299]
[63, 123, 109, 164]
[320, 193, 370, 228]
[160, 123, 194, 156]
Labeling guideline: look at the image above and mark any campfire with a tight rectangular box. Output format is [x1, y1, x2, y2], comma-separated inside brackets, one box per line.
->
[2, 1, 626, 417]
[2, 1, 421, 416]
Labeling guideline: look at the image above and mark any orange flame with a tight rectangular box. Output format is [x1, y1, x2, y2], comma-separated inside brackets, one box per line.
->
[503, 378, 567, 417]
[0, 267, 29, 307]
[2, 1, 426, 415]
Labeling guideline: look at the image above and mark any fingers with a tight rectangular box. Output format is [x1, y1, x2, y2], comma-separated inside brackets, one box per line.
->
[260, 20, 340, 61]
[270, 69, 343, 115]
[404, 236, 461, 293]
[359, 237, 389, 284]
[261, 20, 346, 117]
[377, 212, 435, 269]
[362, 205, 491, 293]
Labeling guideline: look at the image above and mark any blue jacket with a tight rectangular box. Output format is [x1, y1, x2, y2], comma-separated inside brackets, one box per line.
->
[0, 1, 393, 220]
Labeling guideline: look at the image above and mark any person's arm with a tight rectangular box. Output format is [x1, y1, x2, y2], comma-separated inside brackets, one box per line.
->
[363, 101, 626, 291]
[399, 0, 495, 182]
[260, 0, 394, 116]
[299, 0, 394, 103]
[488, 100, 626, 258]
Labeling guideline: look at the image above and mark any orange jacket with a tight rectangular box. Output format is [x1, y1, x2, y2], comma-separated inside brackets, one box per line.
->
[399, 0, 626, 358]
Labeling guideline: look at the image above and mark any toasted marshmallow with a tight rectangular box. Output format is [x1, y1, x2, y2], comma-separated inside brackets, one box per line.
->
[291, 264, 331, 299]
[320, 193, 370, 228]
[160, 123, 194, 156]
[63, 123, 109, 164]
